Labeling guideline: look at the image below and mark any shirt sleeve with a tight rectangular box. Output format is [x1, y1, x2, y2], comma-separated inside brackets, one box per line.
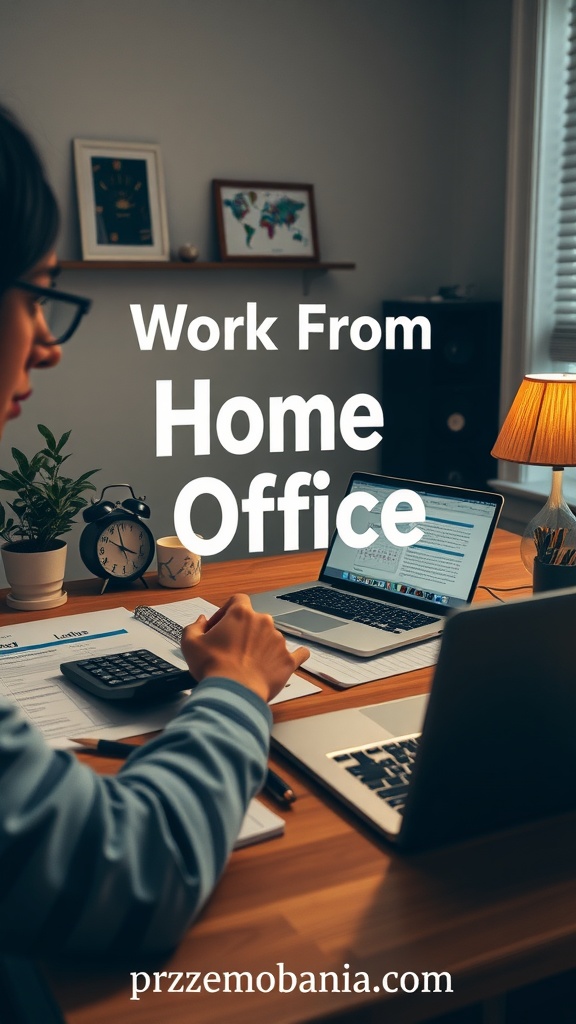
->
[0, 677, 272, 958]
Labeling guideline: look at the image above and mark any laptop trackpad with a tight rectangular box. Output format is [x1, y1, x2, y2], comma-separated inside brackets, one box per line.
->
[360, 694, 428, 736]
[275, 611, 343, 633]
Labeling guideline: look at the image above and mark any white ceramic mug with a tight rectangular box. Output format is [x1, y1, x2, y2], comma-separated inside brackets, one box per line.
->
[156, 536, 201, 588]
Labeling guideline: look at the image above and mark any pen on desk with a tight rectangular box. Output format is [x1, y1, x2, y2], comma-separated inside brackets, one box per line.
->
[71, 737, 297, 804]
[265, 768, 296, 805]
[69, 737, 139, 758]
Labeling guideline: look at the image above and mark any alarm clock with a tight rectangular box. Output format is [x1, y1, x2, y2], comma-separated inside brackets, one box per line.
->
[80, 484, 155, 593]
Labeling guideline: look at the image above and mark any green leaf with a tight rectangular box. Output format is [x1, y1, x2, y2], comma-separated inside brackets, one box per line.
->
[0, 471, 28, 489]
[31, 454, 49, 476]
[37, 424, 57, 450]
[56, 430, 72, 454]
[11, 448, 32, 479]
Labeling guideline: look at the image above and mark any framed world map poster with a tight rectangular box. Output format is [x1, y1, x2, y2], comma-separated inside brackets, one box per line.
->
[213, 180, 319, 261]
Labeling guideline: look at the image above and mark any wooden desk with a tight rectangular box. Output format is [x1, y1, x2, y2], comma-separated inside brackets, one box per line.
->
[2, 531, 575, 1024]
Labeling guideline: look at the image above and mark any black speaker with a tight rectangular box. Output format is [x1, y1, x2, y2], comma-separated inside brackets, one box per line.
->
[380, 301, 501, 489]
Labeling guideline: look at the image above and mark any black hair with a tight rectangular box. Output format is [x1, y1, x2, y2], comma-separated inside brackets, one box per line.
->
[0, 105, 59, 295]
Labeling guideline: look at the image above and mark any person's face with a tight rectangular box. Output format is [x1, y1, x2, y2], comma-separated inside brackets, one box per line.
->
[0, 251, 62, 437]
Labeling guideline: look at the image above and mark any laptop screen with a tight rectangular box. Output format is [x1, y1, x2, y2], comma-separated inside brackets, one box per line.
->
[321, 475, 502, 610]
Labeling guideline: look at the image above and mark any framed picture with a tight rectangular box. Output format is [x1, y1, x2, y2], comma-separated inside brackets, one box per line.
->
[213, 180, 319, 261]
[73, 139, 169, 260]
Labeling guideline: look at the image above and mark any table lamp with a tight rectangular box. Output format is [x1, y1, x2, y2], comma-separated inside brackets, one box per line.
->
[491, 373, 576, 574]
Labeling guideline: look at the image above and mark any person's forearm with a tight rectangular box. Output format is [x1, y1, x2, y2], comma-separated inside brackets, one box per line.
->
[0, 680, 271, 957]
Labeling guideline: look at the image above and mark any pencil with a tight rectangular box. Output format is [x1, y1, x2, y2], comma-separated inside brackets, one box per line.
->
[265, 768, 296, 805]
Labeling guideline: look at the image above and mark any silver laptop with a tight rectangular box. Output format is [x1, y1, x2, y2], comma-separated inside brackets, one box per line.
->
[251, 474, 503, 656]
[272, 588, 576, 850]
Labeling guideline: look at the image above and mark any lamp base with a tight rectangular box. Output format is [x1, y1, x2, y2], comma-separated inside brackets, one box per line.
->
[520, 468, 576, 572]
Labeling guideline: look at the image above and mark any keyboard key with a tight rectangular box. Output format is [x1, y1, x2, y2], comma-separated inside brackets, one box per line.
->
[381, 784, 409, 800]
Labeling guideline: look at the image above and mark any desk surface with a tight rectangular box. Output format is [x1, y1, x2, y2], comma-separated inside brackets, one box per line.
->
[2, 531, 575, 1024]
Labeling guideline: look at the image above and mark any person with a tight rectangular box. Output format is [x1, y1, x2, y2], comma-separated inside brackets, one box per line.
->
[0, 105, 309, 957]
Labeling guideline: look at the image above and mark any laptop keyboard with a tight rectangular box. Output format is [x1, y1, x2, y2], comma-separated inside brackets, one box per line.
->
[278, 587, 439, 633]
[329, 736, 420, 815]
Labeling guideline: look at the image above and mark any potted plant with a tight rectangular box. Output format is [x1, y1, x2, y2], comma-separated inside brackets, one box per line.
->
[0, 425, 98, 609]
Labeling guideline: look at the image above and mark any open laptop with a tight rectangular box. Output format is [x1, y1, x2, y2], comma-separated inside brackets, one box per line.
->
[272, 588, 576, 851]
[251, 474, 503, 656]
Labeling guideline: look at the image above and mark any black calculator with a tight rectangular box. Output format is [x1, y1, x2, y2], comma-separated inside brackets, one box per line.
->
[60, 649, 194, 701]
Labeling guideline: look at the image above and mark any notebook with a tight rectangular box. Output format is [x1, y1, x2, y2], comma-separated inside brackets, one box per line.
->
[272, 588, 576, 850]
[250, 473, 503, 656]
[235, 800, 285, 848]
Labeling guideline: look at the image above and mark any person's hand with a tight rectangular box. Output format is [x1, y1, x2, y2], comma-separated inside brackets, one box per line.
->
[180, 593, 310, 704]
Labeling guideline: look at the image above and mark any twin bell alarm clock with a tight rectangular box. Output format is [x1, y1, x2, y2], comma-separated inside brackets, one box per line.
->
[80, 483, 155, 592]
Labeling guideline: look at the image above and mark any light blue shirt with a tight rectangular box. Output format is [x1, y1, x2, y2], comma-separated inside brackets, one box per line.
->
[0, 678, 272, 956]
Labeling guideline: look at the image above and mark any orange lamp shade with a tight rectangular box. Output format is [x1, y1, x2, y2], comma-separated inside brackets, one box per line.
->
[491, 373, 576, 467]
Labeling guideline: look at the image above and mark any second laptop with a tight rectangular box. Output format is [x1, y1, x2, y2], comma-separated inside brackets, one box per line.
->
[250, 473, 503, 657]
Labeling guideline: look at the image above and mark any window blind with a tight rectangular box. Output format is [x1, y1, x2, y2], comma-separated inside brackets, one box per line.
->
[551, 0, 576, 361]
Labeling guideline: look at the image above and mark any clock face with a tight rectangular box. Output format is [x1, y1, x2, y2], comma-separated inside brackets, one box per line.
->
[96, 518, 154, 580]
[91, 156, 153, 246]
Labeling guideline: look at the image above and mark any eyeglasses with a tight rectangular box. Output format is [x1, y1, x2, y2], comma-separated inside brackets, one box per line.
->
[12, 280, 92, 345]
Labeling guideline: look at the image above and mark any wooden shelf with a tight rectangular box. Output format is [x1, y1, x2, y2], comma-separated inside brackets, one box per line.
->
[60, 259, 355, 271]
[59, 259, 355, 294]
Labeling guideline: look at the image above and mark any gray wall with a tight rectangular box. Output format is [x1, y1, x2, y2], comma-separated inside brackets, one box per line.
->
[0, 0, 511, 584]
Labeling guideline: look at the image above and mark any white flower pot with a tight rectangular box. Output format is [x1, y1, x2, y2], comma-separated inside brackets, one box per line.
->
[1, 540, 68, 610]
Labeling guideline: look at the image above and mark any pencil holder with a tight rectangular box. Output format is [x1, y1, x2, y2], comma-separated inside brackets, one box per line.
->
[532, 557, 576, 592]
